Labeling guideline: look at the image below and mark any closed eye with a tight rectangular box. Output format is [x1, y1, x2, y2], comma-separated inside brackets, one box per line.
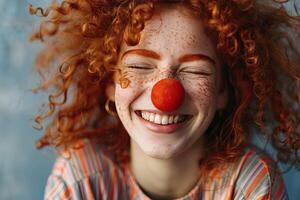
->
[180, 70, 212, 76]
[127, 65, 154, 70]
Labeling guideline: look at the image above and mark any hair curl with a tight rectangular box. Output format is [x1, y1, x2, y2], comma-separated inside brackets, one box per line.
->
[29, 0, 300, 175]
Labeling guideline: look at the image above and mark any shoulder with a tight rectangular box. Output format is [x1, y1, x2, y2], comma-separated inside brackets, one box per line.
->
[50, 140, 117, 184]
[232, 147, 287, 200]
[44, 139, 126, 199]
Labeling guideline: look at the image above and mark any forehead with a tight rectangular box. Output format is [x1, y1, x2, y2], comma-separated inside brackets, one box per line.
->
[121, 4, 216, 58]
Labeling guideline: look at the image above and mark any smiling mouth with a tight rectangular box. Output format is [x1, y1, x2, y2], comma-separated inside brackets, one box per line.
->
[134, 110, 192, 126]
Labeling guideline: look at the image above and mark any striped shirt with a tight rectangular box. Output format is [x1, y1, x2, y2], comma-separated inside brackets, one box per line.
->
[44, 140, 287, 200]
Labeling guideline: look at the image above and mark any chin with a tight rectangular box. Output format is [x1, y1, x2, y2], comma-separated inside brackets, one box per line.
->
[141, 143, 183, 160]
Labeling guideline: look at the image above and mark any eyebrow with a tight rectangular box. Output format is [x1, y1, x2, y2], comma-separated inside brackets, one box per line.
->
[178, 54, 216, 65]
[121, 49, 215, 65]
[121, 49, 161, 60]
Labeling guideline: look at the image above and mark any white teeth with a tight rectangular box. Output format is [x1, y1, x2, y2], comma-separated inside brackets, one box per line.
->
[162, 115, 169, 125]
[144, 112, 150, 120]
[168, 115, 174, 124]
[154, 114, 161, 124]
[149, 113, 155, 122]
[174, 115, 179, 123]
[139, 111, 187, 125]
[142, 112, 149, 120]
[142, 112, 146, 119]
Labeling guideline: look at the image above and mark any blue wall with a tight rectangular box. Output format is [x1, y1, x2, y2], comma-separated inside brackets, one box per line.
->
[0, 0, 299, 199]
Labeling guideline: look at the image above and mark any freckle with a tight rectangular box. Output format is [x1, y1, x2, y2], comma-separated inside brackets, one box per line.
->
[116, 105, 121, 112]
[136, 80, 142, 85]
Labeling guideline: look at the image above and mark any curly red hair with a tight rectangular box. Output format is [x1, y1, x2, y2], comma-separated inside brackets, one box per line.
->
[29, 0, 300, 174]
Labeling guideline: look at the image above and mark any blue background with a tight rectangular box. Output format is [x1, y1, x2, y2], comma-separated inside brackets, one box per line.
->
[0, 0, 299, 199]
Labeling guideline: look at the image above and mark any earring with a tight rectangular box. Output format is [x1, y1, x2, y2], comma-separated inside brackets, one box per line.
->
[105, 99, 118, 117]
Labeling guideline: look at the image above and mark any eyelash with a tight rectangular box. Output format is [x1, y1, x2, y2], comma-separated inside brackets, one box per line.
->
[127, 65, 154, 70]
[126, 65, 212, 76]
[180, 70, 212, 76]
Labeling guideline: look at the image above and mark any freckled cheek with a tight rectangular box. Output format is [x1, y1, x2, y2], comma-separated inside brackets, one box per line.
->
[124, 70, 162, 85]
[115, 82, 143, 113]
[184, 79, 217, 106]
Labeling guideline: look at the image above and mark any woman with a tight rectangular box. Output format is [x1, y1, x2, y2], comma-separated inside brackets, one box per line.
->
[30, 0, 299, 199]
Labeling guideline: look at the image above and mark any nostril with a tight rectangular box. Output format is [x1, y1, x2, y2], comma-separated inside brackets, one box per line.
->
[151, 78, 185, 112]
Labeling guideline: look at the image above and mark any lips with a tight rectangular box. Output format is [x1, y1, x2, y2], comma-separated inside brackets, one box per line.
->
[135, 110, 192, 134]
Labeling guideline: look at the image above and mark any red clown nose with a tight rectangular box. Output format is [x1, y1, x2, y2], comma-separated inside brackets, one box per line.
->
[151, 78, 185, 112]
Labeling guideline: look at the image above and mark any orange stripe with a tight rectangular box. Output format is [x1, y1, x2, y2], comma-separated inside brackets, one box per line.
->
[83, 179, 96, 200]
[225, 185, 234, 199]
[61, 186, 71, 199]
[75, 149, 95, 199]
[205, 181, 211, 200]
[48, 179, 63, 198]
[244, 166, 268, 197]
[234, 150, 253, 179]
[89, 143, 107, 197]
[78, 149, 89, 175]
[129, 187, 136, 200]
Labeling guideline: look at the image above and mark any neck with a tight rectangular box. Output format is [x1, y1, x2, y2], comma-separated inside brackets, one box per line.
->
[129, 139, 203, 199]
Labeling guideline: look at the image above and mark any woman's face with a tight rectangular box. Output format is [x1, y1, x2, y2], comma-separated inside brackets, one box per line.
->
[114, 5, 227, 159]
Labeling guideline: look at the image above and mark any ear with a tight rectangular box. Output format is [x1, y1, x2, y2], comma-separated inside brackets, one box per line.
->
[105, 83, 115, 101]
